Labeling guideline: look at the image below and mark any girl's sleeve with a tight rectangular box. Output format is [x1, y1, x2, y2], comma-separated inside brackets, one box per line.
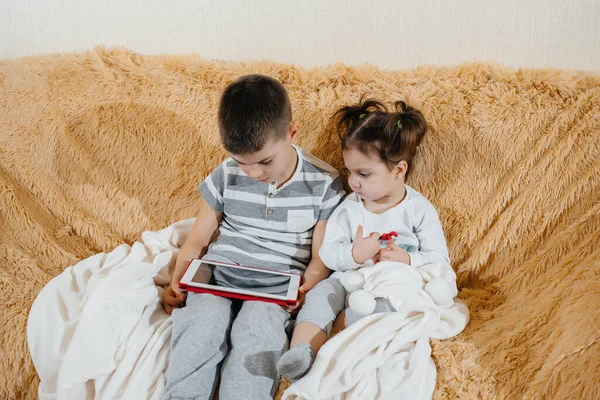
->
[409, 199, 451, 267]
[318, 202, 363, 271]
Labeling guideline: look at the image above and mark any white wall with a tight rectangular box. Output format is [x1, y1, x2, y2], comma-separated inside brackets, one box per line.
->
[2, 0, 600, 71]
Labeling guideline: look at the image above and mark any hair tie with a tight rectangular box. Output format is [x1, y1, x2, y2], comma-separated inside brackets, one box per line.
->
[359, 113, 366, 119]
[397, 120, 403, 129]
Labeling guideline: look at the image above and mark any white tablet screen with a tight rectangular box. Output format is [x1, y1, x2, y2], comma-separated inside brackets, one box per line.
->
[192, 261, 293, 295]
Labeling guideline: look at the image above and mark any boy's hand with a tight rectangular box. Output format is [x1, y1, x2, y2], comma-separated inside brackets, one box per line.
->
[284, 293, 305, 314]
[162, 283, 187, 315]
[352, 225, 381, 264]
[284, 280, 312, 314]
[379, 240, 411, 264]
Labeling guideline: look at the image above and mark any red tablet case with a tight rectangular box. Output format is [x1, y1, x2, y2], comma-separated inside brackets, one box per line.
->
[178, 259, 301, 306]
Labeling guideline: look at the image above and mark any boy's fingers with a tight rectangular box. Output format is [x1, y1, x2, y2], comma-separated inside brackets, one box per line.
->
[173, 286, 186, 299]
[163, 297, 176, 306]
[163, 294, 185, 306]
[285, 305, 298, 314]
[299, 283, 309, 293]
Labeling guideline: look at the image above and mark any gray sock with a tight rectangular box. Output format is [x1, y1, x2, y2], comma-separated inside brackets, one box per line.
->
[276, 342, 316, 381]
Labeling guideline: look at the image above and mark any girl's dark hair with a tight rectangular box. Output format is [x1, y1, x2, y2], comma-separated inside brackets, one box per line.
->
[333, 97, 427, 177]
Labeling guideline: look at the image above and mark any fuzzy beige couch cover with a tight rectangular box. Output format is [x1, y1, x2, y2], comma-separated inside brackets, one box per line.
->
[1, 47, 599, 399]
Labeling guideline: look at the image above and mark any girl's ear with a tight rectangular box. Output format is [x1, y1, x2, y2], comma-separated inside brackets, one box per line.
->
[395, 160, 408, 179]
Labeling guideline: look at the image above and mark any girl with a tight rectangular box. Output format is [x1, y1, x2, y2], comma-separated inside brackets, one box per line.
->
[277, 98, 450, 382]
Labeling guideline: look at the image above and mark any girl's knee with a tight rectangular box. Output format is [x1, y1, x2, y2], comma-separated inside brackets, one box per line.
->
[312, 277, 346, 296]
[304, 281, 345, 313]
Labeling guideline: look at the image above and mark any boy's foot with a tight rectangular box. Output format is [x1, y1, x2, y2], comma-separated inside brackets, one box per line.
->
[277, 342, 315, 382]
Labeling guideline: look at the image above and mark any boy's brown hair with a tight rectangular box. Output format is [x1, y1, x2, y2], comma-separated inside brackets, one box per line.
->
[218, 74, 292, 154]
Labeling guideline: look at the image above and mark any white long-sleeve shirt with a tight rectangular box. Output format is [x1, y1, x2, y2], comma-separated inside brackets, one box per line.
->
[319, 185, 450, 271]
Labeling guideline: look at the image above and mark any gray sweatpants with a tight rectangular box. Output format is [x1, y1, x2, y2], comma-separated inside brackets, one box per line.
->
[164, 293, 289, 399]
[164, 279, 347, 400]
[164, 271, 388, 400]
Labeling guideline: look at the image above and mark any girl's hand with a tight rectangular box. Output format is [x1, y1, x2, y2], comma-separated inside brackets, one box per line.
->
[352, 225, 381, 264]
[379, 240, 411, 264]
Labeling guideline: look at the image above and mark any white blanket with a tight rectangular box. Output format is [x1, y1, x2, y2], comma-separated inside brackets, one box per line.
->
[27, 219, 194, 400]
[283, 261, 469, 400]
[28, 220, 468, 400]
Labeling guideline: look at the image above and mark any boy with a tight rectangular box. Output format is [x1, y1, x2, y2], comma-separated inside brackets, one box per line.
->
[161, 74, 345, 399]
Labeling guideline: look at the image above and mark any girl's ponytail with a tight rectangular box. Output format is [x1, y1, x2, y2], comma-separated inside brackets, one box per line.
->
[388, 101, 427, 170]
[334, 97, 386, 133]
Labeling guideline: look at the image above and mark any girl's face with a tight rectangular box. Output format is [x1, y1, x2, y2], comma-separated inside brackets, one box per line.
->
[343, 147, 406, 203]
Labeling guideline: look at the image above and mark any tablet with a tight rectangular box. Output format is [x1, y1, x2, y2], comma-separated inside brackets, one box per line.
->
[179, 258, 302, 306]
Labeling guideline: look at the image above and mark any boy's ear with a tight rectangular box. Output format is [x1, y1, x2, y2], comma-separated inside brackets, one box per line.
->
[396, 160, 408, 179]
[288, 122, 299, 139]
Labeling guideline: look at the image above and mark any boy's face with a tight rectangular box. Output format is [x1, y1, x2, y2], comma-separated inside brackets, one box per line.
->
[230, 124, 298, 185]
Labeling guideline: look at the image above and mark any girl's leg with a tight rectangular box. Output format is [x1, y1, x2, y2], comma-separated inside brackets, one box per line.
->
[277, 275, 346, 381]
[331, 308, 347, 333]
[290, 322, 327, 351]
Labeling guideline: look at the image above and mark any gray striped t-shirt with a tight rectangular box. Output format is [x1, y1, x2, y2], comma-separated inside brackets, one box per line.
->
[199, 145, 344, 295]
